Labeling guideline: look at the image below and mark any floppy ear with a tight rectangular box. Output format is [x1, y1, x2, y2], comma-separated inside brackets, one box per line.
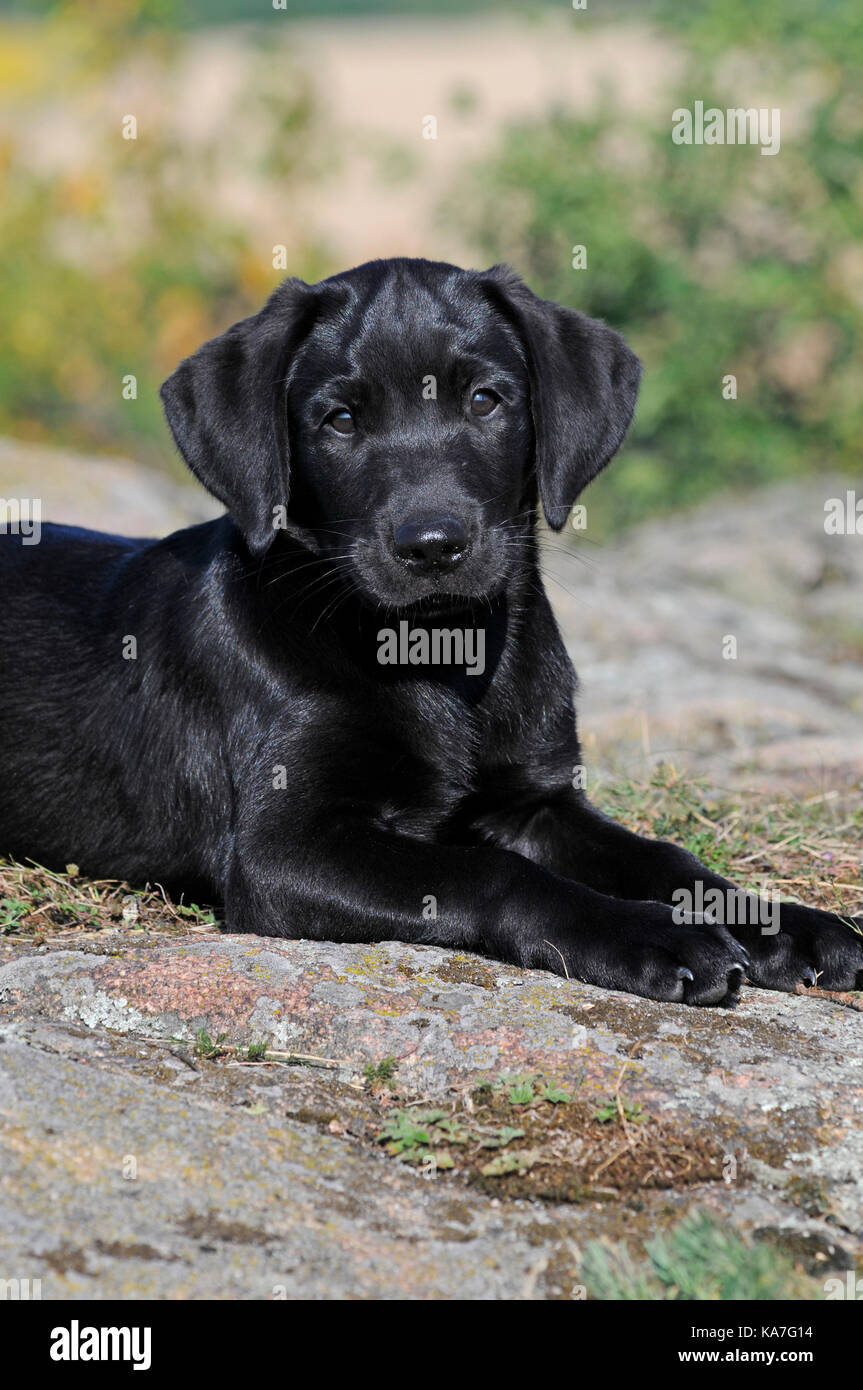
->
[159, 278, 313, 556]
[484, 265, 641, 531]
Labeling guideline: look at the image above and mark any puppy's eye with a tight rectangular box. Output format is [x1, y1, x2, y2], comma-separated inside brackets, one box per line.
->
[327, 408, 355, 435]
[470, 388, 499, 417]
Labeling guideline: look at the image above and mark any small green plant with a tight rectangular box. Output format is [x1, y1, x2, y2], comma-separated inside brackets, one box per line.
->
[194, 1028, 228, 1060]
[363, 1056, 398, 1088]
[58, 900, 102, 925]
[491, 1073, 573, 1107]
[245, 1042, 267, 1061]
[506, 1078, 535, 1105]
[541, 1082, 571, 1104]
[595, 1098, 646, 1125]
[378, 1109, 446, 1162]
[680, 831, 734, 879]
[479, 1125, 525, 1150]
[377, 1108, 525, 1168]
[175, 902, 219, 927]
[0, 898, 30, 933]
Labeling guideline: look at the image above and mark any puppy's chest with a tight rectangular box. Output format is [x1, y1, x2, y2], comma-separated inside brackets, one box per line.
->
[373, 688, 496, 836]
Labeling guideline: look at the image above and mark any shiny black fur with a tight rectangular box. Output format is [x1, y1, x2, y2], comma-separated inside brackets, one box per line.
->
[1, 258, 860, 1004]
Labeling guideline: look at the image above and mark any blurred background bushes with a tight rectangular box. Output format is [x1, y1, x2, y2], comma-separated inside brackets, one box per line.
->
[449, 0, 863, 530]
[0, 0, 860, 528]
[0, 0, 325, 467]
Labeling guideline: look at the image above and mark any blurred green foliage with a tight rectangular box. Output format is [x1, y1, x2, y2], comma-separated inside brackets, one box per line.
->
[649, 0, 863, 58]
[448, 0, 863, 531]
[582, 1210, 815, 1300]
[0, 0, 325, 468]
[1, 0, 513, 18]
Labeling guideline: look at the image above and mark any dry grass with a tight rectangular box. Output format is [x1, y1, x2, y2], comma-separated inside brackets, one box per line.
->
[0, 858, 217, 942]
[593, 763, 863, 920]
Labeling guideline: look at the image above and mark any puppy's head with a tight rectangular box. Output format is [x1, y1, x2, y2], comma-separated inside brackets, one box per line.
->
[161, 258, 640, 610]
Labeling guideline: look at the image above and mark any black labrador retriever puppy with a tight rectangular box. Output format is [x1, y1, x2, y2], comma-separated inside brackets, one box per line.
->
[1, 258, 860, 1005]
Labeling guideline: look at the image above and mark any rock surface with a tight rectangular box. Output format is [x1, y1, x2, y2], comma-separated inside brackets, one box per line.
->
[1, 931, 861, 1298]
[548, 478, 863, 792]
[0, 436, 221, 538]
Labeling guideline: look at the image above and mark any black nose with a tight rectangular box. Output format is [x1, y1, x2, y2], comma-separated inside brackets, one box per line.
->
[393, 517, 468, 572]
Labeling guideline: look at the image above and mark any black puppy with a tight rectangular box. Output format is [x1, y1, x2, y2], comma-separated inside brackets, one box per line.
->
[1, 258, 860, 1005]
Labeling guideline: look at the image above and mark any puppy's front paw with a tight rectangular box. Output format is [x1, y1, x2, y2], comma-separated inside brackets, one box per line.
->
[545, 906, 749, 1007]
[735, 904, 863, 993]
[625, 918, 748, 1006]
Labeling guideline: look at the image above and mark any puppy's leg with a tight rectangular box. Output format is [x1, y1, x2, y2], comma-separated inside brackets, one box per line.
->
[481, 791, 863, 994]
[225, 819, 747, 1006]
